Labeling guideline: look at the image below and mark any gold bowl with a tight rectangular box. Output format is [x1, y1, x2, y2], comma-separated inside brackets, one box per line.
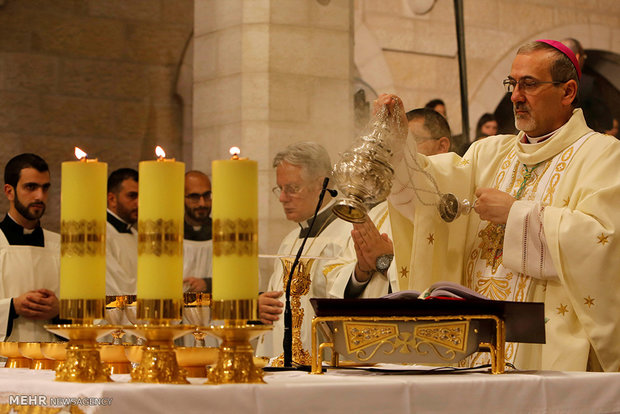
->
[100, 343, 131, 374]
[124, 345, 143, 364]
[174, 346, 219, 377]
[18, 342, 56, 370]
[40, 342, 67, 361]
[0, 342, 31, 368]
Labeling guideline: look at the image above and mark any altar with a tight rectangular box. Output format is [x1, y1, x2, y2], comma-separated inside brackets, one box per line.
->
[1, 367, 619, 413]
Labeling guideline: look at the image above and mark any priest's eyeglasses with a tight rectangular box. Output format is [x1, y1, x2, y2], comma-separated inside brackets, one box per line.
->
[272, 184, 303, 197]
[503, 77, 566, 94]
[185, 191, 211, 202]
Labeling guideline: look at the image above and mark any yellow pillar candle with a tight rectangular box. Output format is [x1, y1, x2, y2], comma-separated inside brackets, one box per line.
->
[60, 152, 107, 300]
[136, 154, 185, 300]
[212, 153, 259, 301]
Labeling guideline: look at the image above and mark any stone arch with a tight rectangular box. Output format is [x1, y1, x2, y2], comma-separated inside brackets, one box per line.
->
[468, 23, 620, 142]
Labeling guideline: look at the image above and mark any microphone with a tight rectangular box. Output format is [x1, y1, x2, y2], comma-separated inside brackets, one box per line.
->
[282, 177, 333, 368]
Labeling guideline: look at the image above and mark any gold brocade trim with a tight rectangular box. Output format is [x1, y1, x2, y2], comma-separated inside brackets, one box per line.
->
[137, 298, 182, 322]
[414, 321, 468, 352]
[322, 263, 345, 278]
[60, 220, 105, 257]
[343, 322, 398, 353]
[212, 219, 258, 257]
[137, 219, 182, 256]
[59, 298, 105, 322]
[478, 223, 505, 273]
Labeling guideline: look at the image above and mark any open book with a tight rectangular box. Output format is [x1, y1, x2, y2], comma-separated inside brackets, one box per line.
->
[382, 281, 488, 301]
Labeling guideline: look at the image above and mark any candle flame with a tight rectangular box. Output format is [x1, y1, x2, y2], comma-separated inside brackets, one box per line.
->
[74, 147, 87, 160]
[229, 147, 241, 156]
[155, 146, 166, 159]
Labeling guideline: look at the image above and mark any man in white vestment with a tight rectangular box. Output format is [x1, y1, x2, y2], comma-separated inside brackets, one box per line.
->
[256, 142, 350, 363]
[181, 171, 214, 346]
[106, 168, 138, 296]
[328, 107, 454, 299]
[0, 153, 60, 342]
[182, 171, 212, 294]
[380, 40, 620, 372]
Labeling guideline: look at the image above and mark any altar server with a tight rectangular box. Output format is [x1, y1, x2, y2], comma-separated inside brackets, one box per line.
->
[106, 168, 138, 295]
[0, 153, 60, 341]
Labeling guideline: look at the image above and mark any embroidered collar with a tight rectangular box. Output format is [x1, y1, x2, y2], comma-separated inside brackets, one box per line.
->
[515, 109, 593, 165]
[0, 214, 44, 247]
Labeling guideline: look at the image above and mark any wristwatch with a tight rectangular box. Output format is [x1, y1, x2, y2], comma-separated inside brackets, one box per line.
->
[375, 254, 394, 273]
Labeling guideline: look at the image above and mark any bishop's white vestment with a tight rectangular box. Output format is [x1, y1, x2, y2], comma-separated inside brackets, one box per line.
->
[389, 109, 620, 371]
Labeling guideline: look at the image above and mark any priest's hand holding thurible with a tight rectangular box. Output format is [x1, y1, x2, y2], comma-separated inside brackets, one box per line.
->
[473, 188, 516, 225]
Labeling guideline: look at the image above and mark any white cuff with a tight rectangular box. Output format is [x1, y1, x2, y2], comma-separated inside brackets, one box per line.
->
[504, 200, 558, 281]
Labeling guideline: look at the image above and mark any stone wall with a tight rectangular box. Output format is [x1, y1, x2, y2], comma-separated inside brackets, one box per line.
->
[0, 0, 193, 231]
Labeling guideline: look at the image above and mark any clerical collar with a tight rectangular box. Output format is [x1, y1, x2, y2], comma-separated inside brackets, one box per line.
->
[184, 217, 212, 241]
[298, 200, 337, 239]
[0, 214, 44, 247]
[107, 210, 134, 234]
[523, 126, 562, 144]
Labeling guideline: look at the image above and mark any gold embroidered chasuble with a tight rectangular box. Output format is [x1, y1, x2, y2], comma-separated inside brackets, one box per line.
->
[255, 213, 353, 361]
[388, 109, 620, 371]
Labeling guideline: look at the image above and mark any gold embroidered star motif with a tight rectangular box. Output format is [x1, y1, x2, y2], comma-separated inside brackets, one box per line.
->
[427, 233, 434, 245]
[459, 159, 470, 166]
[562, 197, 570, 207]
[556, 304, 568, 316]
[597, 234, 609, 245]
[399, 266, 409, 278]
[584, 296, 595, 308]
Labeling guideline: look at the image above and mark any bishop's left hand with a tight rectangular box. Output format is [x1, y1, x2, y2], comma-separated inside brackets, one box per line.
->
[474, 188, 516, 224]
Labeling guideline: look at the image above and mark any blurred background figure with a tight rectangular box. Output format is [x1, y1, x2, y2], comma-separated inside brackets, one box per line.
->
[475, 113, 498, 140]
[424, 98, 447, 118]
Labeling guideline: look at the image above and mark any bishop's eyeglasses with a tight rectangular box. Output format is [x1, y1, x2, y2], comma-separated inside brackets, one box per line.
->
[503, 77, 567, 94]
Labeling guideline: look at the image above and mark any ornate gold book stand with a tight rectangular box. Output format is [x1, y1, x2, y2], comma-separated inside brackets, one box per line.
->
[310, 298, 544, 375]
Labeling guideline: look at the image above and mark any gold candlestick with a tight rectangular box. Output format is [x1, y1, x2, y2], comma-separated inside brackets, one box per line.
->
[205, 299, 271, 384]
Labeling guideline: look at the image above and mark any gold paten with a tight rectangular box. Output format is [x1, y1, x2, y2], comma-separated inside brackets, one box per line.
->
[211, 299, 257, 321]
[60, 298, 105, 323]
[271, 258, 315, 367]
[137, 298, 182, 323]
[44, 324, 123, 382]
[18, 342, 56, 370]
[125, 325, 195, 384]
[0, 341, 31, 368]
[203, 323, 272, 384]
[311, 315, 505, 375]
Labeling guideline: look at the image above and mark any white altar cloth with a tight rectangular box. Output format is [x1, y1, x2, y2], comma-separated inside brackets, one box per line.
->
[0, 367, 620, 413]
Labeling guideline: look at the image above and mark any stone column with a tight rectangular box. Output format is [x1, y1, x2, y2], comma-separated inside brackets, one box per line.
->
[194, 0, 353, 287]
